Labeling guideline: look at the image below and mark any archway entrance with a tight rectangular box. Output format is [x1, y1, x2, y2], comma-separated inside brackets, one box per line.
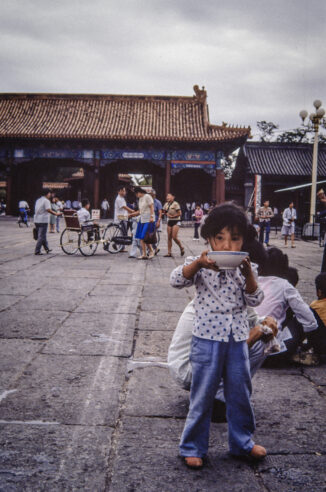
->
[100, 159, 165, 214]
[171, 169, 214, 206]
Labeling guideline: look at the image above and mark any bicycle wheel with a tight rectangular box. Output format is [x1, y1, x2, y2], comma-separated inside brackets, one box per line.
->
[102, 224, 124, 254]
[60, 228, 79, 255]
[78, 230, 98, 256]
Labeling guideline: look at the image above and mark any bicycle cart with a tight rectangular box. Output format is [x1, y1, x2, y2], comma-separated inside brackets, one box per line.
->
[60, 211, 108, 256]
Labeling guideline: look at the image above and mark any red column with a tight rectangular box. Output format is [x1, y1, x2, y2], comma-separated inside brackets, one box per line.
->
[93, 157, 100, 209]
[215, 169, 225, 204]
[165, 160, 171, 196]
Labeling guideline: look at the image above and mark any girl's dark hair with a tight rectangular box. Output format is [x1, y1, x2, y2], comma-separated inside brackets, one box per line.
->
[259, 247, 289, 278]
[81, 198, 90, 207]
[285, 266, 299, 287]
[242, 224, 268, 267]
[201, 203, 249, 240]
[315, 273, 326, 297]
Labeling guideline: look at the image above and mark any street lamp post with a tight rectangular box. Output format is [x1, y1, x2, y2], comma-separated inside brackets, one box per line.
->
[299, 100, 325, 223]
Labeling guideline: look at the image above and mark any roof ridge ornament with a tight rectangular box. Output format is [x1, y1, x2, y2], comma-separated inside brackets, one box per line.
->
[193, 85, 207, 103]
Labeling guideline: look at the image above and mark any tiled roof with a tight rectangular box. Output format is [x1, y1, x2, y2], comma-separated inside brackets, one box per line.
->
[242, 142, 326, 177]
[0, 90, 250, 144]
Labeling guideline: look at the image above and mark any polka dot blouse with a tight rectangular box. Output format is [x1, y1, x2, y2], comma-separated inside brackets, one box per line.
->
[170, 256, 264, 342]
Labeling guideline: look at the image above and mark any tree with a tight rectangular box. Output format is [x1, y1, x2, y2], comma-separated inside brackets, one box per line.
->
[256, 121, 279, 142]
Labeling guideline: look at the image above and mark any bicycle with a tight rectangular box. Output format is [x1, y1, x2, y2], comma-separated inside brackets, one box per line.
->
[104, 219, 160, 254]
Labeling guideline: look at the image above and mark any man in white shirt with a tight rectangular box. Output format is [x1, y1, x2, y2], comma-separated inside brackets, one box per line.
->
[101, 198, 110, 219]
[34, 189, 61, 255]
[114, 186, 134, 235]
[281, 202, 297, 248]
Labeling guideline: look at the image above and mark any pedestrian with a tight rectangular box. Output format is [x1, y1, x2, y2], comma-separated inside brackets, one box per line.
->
[281, 201, 297, 248]
[65, 198, 72, 209]
[150, 188, 162, 255]
[130, 187, 155, 260]
[72, 199, 81, 210]
[203, 200, 210, 213]
[49, 197, 59, 233]
[114, 186, 134, 240]
[317, 189, 326, 272]
[256, 200, 274, 246]
[170, 203, 266, 469]
[55, 198, 64, 233]
[101, 198, 110, 219]
[34, 189, 61, 255]
[193, 203, 203, 240]
[163, 192, 185, 257]
[185, 201, 192, 221]
[18, 199, 30, 226]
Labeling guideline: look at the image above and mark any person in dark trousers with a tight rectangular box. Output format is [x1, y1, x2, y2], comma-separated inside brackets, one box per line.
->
[256, 200, 274, 246]
[34, 189, 61, 255]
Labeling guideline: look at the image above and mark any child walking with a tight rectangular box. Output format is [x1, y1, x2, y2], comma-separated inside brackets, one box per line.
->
[170, 203, 266, 468]
[193, 203, 203, 240]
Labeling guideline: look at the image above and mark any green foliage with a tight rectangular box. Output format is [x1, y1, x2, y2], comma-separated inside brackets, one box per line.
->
[256, 121, 279, 142]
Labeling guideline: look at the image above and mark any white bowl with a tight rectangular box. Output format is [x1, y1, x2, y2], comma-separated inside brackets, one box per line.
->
[207, 251, 249, 270]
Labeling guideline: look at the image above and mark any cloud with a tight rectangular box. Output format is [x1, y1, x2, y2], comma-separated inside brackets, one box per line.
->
[0, 0, 325, 133]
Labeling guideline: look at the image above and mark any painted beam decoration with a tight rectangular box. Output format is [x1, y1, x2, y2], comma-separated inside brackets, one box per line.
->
[9, 148, 94, 165]
[101, 149, 166, 167]
[170, 150, 223, 175]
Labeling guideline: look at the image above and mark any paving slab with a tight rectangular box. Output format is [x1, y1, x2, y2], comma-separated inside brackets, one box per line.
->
[109, 417, 261, 492]
[0, 309, 69, 339]
[141, 297, 187, 312]
[44, 276, 100, 291]
[125, 366, 189, 418]
[0, 354, 127, 426]
[138, 311, 182, 331]
[252, 370, 326, 453]
[75, 295, 139, 314]
[42, 312, 136, 357]
[0, 423, 112, 491]
[0, 340, 43, 388]
[0, 275, 46, 296]
[0, 295, 25, 312]
[14, 289, 84, 312]
[98, 272, 145, 285]
[90, 283, 140, 297]
[303, 365, 326, 386]
[142, 284, 191, 298]
[133, 330, 173, 360]
[257, 454, 326, 492]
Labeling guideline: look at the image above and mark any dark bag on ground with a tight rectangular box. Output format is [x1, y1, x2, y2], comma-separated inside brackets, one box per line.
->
[33, 227, 38, 240]
[144, 222, 157, 244]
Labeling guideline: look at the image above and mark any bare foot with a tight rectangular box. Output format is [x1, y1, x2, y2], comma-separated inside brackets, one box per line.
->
[184, 457, 203, 469]
[250, 444, 267, 460]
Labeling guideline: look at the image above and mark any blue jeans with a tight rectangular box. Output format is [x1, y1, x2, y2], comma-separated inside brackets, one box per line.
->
[180, 335, 255, 458]
[35, 223, 49, 253]
[259, 220, 270, 244]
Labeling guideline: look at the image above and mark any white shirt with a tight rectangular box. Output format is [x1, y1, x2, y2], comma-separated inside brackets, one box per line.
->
[34, 196, 51, 223]
[77, 207, 91, 224]
[101, 200, 109, 210]
[170, 256, 264, 342]
[255, 276, 317, 333]
[138, 194, 153, 223]
[282, 207, 297, 226]
[114, 195, 128, 221]
[19, 200, 29, 209]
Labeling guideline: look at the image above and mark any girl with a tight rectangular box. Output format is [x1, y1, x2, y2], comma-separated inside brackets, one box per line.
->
[170, 203, 266, 468]
[163, 192, 185, 257]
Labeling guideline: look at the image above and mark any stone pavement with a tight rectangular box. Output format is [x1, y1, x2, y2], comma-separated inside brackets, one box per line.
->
[0, 218, 325, 491]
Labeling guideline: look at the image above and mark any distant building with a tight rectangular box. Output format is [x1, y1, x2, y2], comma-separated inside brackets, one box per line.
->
[231, 141, 326, 219]
[0, 87, 250, 214]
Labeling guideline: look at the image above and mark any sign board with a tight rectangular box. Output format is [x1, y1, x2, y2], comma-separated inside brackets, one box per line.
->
[91, 209, 100, 220]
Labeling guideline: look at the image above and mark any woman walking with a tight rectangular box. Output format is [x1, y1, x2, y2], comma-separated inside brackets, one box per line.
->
[163, 192, 185, 257]
[130, 187, 155, 260]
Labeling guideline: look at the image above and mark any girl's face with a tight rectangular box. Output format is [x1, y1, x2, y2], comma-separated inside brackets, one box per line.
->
[208, 226, 243, 252]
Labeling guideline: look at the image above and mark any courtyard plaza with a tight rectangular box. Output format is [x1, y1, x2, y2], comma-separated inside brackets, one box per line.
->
[0, 217, 325, 491]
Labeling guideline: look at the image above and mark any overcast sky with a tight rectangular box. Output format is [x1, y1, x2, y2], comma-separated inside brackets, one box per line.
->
[0, 0, 325, 138]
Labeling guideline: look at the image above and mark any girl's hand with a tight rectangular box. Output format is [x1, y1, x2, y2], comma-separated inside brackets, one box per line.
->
[239, 257, 252, 278]
[197, 250, 220, 272]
